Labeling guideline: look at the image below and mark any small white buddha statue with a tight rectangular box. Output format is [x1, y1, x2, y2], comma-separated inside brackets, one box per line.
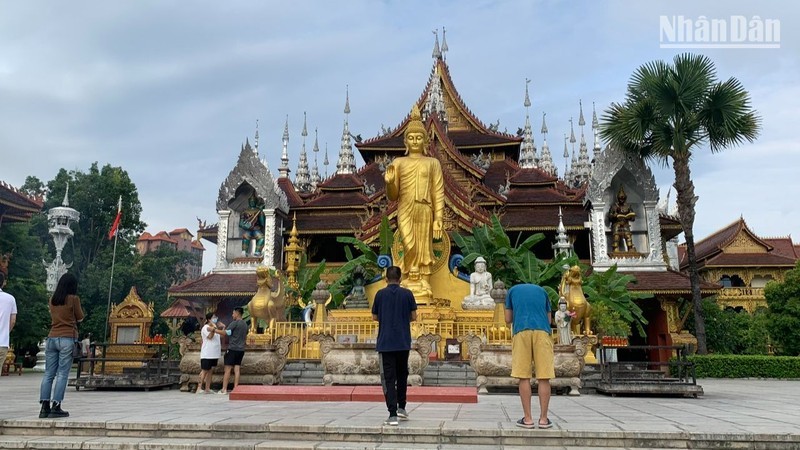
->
[461, 256, 494, 310]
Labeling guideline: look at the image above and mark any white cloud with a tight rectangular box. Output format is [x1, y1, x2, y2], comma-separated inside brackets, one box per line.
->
[0, 0, 796, 273]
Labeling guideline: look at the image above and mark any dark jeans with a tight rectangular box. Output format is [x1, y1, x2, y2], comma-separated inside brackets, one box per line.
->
[379, 350, 409, 416]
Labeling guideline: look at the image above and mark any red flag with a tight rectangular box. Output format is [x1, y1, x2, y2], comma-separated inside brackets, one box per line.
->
[108, 196, 122, 240]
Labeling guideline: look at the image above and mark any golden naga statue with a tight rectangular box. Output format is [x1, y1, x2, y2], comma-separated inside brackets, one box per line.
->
[384, 104, 444, 283]
[608, 186, 636, 253]
[247, 266, 286, 333]
[559, 265, 592, 336]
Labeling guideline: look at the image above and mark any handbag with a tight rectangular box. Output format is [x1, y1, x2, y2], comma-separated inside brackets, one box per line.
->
[72, 305, 82, 359]
[72, 340, 82, 359]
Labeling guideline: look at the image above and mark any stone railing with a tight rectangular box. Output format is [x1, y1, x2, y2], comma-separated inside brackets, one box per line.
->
[458, 333, 587, 395]
[310, 333, 441, 386]
[177, 335, 297, 391]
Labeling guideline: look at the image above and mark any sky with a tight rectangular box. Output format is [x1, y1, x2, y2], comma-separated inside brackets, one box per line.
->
[1, 1, 797, 273]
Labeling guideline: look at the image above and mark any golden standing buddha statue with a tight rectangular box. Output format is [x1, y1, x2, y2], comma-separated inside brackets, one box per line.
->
[385, 104, 444, 290]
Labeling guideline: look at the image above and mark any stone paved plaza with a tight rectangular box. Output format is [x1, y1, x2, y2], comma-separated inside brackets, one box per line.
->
[1, 373, 799, 449]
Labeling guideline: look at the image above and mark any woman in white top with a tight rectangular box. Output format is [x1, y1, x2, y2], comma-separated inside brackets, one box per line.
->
[198, 313, 225, 394]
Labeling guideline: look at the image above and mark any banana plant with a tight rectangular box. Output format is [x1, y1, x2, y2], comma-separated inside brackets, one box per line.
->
[582, 265, 649, 336]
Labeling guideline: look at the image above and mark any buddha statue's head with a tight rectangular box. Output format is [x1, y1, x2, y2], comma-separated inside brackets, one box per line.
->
[558, 297, 568, 311]
[475, 256, 487, 273]
[408, 265, 421, 280]
[403, 104, 428, 156]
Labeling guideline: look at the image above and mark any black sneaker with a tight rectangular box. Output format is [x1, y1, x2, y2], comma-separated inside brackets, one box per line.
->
[48, 403, 69, 418]
[383, 415, 399, 426]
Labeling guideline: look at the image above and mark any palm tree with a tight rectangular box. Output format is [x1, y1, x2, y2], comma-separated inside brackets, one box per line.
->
[600, 53, 760, 354]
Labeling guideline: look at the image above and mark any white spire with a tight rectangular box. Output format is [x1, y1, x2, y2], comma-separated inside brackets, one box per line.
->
[295, 112, 311, 192]
[441, 26, 449, 59]
[552, 206, 572, 257]
[279, 115, 290, 178]
[538, 112, 555, 176]
[336, 87, 356, 175]
[592, 101, 601, 157]
[323, 142, 329, 178]
[62, 181, 70, 207]
[519, 78, 537, 169]
[575, 100, 592, 185]
[310, 127, 321, 188]
[254, 119, 259, 155]
[432, 29, 441, 60]
[563, 133, 571, 183]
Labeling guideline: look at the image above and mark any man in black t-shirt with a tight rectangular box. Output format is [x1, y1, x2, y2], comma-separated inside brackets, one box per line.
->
[372, 266, 417, 426]
[220, 307, 248, 395]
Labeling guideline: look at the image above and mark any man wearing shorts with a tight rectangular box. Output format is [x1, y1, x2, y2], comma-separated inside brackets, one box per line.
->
[219, 307, 248, 394]
[505, 283, 554, 429]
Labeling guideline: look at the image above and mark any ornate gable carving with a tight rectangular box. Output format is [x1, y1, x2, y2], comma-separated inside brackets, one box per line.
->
[587, 146, 658, 205]
[724, 230, 768, 254]
[216, 142, 289, 213]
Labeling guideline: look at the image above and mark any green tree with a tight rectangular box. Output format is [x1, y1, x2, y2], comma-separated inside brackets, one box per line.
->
[42, 163, 146, 279]
[0, 223, 50, 350]
[765, 262, 800, 355]
[20, 176, 47, 199]
[26, 163, 147, 341]
[600, 53, 760, 354]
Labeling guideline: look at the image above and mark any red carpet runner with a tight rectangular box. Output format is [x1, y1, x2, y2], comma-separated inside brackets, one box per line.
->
[230, 385, 478, 403]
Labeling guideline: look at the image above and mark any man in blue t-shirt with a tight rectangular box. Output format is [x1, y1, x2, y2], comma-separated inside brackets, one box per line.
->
[505, 283, 555, 429]
[372, 266, 417, 426]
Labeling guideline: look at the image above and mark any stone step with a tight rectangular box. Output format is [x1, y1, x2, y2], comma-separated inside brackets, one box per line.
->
[0, 422, 790, 449]
[0, 434, 672, 450]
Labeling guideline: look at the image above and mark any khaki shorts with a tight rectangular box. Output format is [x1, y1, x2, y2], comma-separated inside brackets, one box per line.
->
[511, 330, 555, 380]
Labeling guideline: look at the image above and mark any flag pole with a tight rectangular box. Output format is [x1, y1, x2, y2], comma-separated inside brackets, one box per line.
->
[103, 231, 119, 343]
[103, 196, 122, 343]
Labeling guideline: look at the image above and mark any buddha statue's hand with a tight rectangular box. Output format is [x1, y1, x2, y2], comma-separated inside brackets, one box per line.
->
[433, 220, 443, 239]
[385, 164, 396, 183]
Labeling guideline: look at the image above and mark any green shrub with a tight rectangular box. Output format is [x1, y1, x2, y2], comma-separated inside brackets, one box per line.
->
[685, 298, 772, 355]
[688, 354, 800, 378]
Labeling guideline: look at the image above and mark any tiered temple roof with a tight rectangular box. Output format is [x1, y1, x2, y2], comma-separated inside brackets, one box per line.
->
[679, 217, 798, 271]
[0, 180, 44, 225]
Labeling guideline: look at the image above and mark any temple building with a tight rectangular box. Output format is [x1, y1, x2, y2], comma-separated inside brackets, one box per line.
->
[136, 228, 205, 280]
[678, 218, 799, 313]
[0, 180, 43, 229]
[171, 35, 719, 362]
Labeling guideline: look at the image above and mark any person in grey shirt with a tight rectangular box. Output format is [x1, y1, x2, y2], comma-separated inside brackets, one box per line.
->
[219, 307, 248, 394]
